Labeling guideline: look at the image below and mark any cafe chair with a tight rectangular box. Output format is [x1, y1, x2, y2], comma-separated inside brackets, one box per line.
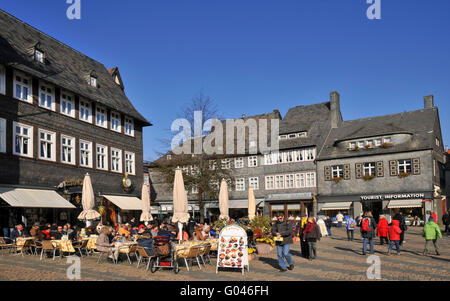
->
[73, 240, 89, 257]
[40, 240, 58, 260]
[97, 248, 117, 264]
[136, 246, 155, 270]
[199, 243, 212, 267]
[30, 239, 42, 256]
[0, 237, 14, 255]
[120, 243, 138, 265]
[177, 245, 202, 272]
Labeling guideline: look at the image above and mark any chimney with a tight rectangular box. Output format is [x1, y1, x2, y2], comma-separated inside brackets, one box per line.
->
[424, 95, 434, 109]
[330, 91, 342, 128]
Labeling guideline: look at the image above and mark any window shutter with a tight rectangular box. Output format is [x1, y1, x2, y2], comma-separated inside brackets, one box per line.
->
[413, 158, 420, 175]
[389, 160, 397, 176]
[324, 166, 331, 181]
[355, 163, 362, 179]
[344, 164, 351, 180]
[0, 119, 5, 153]
[376, 161, 384, 177]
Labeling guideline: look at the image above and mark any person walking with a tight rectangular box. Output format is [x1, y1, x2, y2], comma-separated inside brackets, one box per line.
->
[377, 216, 389, 245]
[325, 216, 332, 236]
[346, 215, 356, 241]
[393, 212, 407, 246]
[423, 216, 442, 256]
[336, 212, 344, 228]
[271, 213, 294, 272]
[387, 219, 402, 255]
[443, 210, 450, 234]
[360, 211, 377, 255]
[303, 217, 321, 261]
[295, 215, 310, 259]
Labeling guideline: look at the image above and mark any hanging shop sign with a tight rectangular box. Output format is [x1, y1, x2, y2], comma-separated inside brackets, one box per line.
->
[216, 225, 249, 275]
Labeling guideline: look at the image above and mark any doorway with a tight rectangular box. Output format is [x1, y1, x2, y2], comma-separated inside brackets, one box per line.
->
[362, 201, 383, 222]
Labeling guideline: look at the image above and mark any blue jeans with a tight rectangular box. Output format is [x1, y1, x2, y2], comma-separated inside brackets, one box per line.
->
[3, 228, 9, 238]
[338, 221, 342, 228]
[327, 227, 331, 236]
[276, 244, 293, 270]
[363, 238, 374, 253]
[388, 241, 401, 253]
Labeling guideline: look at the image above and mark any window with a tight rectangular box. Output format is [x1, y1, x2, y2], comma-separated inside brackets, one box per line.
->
[221, 159, 231, 169]
[96, 144, 108, 170]
[249, 177, 259, 190]
[96, 105, 107, 128]
[124, 117, 134, 136]
[357, 141, 365, 148]
[295, 173, 305, 188]
[285, 174, 295, 189]
[234, 157, 244, 168]
[89, 76, 97, 88]
[111, 148, 122, 173]
[349, 142, 356, 149]
[0, 65, 5, 95]
[125, 152, 135, 175]
[398, 159, 411, 174]
[14, 72, 32, 103]
[79, 100, 92, 123]
[61, 135, 75, 165]
[275, 175, 285, 189]
[435, 138, 440, 147]
[294, 149, 304, 162]
[34, 49, 44, 63]
[167, 155, 172, 160]
[264, 153, 273, 165]
[298, 132, 307, 137]
[248, 156, 258, 167]
[277, 152, 283, 164]
[383, 137, 392, 144]
[366, 140, 374, 148]
[110, 112, 121, 132]
[235, 178, 245, 191]
[38, 129, 56, 161]
[265, 176, 274, 190]
[433, 159, 436, 177]
[363, 162, 376, 176]
[305, 172, 315, 187]
[279, 135, 287, 140]
[79, 140, 93, 168]
[13, 122, 33, 157]
[209, 160, 217, 170]
[305, 148, 315, 161]
[0, 118, 6, 153]
[332, 165, 344, 178]
[288, 133, 297, 139]
[39, 83, 55, 111]
[375, 139, 382, 147]
[60, 92, 75, 118]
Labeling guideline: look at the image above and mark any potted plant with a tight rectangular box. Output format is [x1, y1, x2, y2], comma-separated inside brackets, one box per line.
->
[332, 177, 343, 183]
[362, 174, 376, 181]
[398, 171, 411, 178]
[213, 218, 234, 232]
[348, 145, 360, 151]
[249, 216, 274, 255]
[380, 142, 393, 148]
[248, 247, 257, 261]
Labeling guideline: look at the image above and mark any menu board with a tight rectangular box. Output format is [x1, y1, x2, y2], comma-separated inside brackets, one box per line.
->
[216, 225, 249, 274]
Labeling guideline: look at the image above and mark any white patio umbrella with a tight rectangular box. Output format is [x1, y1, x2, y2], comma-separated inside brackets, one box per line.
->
[219, 179, 229, 220]
[140, 183, 153, 222]
[172, 168, 190, 221]
[248, 187, 256, 220]
[77, 173, 101, 224]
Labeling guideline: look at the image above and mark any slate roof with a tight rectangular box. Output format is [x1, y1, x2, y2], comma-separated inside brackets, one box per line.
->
[278, 102, 332, 150]
[0, 9, 150, 125]
[317, 108, 439, 160]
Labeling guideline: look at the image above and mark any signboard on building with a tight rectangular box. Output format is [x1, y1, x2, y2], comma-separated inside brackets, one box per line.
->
[216, 225, 249, 275]
[360, 193, 426, 201]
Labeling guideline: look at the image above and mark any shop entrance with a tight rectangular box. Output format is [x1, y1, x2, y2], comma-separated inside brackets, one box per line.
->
[362, 201, 383, 222]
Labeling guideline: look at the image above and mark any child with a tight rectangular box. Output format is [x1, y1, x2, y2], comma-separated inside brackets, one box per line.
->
[387, 219, 402, 255]
[423, 216, 442, 256]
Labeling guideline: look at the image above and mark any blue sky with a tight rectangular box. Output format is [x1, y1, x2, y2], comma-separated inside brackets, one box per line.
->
[1, 0, 449, 161]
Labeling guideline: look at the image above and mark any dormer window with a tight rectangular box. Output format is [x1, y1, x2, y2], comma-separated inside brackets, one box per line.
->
[124, 117, 134, 137]
[34, 49, 44, 63]
[89, 76, 97, 88]
[110, 111, 121, 132]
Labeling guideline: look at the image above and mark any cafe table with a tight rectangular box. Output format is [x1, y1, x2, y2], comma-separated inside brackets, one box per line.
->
[51, 239, 75, 253]
[82, 235, 98, 250]
[15, 237, 34, 251]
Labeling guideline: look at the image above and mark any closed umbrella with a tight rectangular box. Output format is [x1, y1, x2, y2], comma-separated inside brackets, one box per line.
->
[219, 179, 229, 220]
[77, 173, 101, 222]
[171, 169, 190, 224]
[140, 183, 153, 222]
[248, 187, 256, 220]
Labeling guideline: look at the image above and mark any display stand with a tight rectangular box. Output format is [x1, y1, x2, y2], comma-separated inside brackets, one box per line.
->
[216, 225, 249, 275]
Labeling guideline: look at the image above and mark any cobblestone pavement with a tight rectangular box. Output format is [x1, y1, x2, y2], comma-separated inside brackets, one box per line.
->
[0, 227, 449, 281]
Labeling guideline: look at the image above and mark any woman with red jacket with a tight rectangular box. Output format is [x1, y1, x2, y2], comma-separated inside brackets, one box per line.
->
[377, 216, 389, 245]
[387, 219, 402, 255]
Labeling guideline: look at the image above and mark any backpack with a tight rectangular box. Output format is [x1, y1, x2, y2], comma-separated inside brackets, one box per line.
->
[350, 220, 356, 228]
[362, 218, 373, 232]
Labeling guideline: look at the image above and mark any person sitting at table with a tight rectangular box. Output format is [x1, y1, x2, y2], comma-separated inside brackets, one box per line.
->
[192, 226, 205, 241]
[69, 225, 80, 241]
[50, 224, 59, 238]
[151, 224, 160, 237]
[118, 224, 131, 237]
[42, 224, 52, 240]
[201, 225, 211, 240]
[10, 224, 25, 241]
[51, 226, 65, 240]
[137, 228, 155, 256]
[30, 223, 43, 240]
[85, 226, 95, 237]
[130, 225, 138, 236]
[96, 227, 118, 261]
[158, 225, 172, 238]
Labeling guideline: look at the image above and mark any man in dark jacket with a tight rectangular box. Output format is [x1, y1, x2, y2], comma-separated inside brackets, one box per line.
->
[360, 211, 378, 255]
[443, 210, 450, 234]
[271, 213, 294, 272]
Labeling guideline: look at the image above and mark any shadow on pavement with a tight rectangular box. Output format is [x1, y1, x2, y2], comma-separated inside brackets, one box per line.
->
[257, 257, 279, 269]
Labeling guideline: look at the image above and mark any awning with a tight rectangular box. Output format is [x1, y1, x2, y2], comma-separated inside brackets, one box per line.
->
[387, 199, 423, 209]
[229, 199, 264, 209]
[102, 195, 142, 211]
[0, 187, 75, 208]
[320, 202, 352, 211]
